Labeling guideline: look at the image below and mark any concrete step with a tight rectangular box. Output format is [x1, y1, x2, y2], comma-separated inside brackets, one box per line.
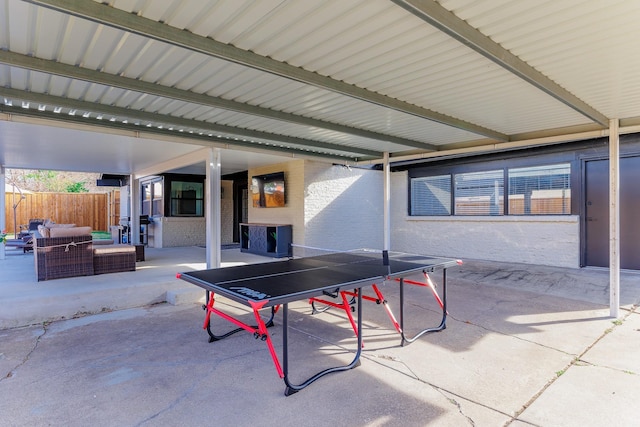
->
[166, 287, 206, 306]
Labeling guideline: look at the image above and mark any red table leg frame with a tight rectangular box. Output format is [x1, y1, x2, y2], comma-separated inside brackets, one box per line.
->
[309, 284, 401, 340]
[309, 267, 457, 346]
[203, 293, 284, 378]
[203, 290, 364, 396]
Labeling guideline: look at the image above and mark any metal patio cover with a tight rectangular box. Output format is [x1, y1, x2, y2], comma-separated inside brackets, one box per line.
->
[1, 0, 638, 176]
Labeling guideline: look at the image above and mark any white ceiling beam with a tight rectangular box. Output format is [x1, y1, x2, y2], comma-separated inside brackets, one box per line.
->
[0, 87, 382, 159]
[0, 50, 431, 152]
[392, 0, 610, 127]
[377, 128, 611, 165]
[134, 147, 211, 179]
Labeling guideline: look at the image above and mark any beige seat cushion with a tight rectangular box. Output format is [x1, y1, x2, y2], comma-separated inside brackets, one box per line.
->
[93, 244, 136, 255]
[49, 226, 93, 238]
[37, 225, 50, 238]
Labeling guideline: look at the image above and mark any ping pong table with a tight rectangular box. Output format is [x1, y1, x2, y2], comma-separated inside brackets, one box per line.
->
[177, 249, 461, 396]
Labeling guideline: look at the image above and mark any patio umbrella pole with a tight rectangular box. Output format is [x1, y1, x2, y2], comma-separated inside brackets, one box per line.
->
[11, 182, 25, 237]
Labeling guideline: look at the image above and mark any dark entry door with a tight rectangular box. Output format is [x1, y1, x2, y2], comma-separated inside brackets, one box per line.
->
[585, 157, 640, 269]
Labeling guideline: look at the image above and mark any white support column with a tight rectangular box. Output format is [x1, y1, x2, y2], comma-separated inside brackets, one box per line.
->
[383, 152, 391, 251]
[129, 175, 140, 245]
[0, 166, 6, 260]
[609, 119, 620, 318]
[205, 148, 221, 269]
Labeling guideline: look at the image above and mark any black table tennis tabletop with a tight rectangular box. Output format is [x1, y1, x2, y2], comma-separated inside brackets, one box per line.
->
[178, 251, 459, 306]
[177, 250, 461, 396]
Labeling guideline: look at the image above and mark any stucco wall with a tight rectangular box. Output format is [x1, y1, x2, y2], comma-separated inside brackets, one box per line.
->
[247, 160, 305, 244]
[390, 171, 581, 268]
[155, 217, 206, 247]
[150, 179, 234, 248]
[220, 180, 234, 244]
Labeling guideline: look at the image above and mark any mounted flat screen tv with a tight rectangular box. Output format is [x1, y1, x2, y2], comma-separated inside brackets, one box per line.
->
[252, 172, 286, 208]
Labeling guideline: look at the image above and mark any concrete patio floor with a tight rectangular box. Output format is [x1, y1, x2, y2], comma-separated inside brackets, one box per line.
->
[1, 246, 639, 426]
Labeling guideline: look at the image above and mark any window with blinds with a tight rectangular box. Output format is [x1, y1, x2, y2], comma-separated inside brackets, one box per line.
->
[508, 164, 571, 214]
[410, 175, 451, 215]
[454, 170, 504, 215]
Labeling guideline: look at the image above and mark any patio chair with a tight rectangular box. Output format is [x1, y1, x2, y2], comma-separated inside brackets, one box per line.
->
[19, 219, 46, 238]
[15, 219, 46, 252]
[4, 235, 35, 253]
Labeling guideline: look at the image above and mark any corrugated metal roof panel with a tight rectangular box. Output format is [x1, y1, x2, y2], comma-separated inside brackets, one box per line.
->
[5, 0, 640, 173]
[3, 0, 479, 152]
[440, 0, 640, 120]
[113, 0, 587, 137]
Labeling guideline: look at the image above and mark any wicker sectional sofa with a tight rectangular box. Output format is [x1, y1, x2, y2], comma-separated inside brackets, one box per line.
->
[34, 235, 95, 281]
[34, 224, 136, 281]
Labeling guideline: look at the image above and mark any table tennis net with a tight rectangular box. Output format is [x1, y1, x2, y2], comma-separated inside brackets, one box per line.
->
[290, 245, 378, 258]
[290, 245, 392, 266]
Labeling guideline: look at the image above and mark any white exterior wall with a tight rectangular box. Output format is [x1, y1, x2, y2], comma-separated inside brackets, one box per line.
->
[148, 162, 581, 267]
[390, 171, 581, 268]
[303, 162, 384, 251]
[247, 160, 384, 252]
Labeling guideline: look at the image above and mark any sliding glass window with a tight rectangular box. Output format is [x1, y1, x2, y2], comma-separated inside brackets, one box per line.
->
[170, 181, 204, 217]
[410, 175, 452, 215]
[454, 170, 504, 215]
[508, 163, 571, 214]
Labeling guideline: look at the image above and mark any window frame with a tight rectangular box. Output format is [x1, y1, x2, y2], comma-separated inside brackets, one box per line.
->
[453, 169, 505, 216]
[507, 163, 572, 215]
[407, 153, 577, 217]
[162, 174, 205, 218]
[140, 176, 163, 217]
[409, 174, 453, 216]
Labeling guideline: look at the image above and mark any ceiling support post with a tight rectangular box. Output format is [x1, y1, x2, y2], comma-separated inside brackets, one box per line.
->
[609, 119, 620, 318]
[383, 152, 391, 252]
[130, 175, 140, 245]
[205, 148, 221, 269]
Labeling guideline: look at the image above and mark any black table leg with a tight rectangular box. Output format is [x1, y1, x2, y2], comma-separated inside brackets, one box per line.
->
[400, 269, 448, 346]
[283, 288, 363, 396]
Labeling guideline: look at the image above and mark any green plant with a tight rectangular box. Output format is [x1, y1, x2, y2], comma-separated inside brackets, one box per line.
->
[0, 229, 7, 244]
[65, 181, 89, 193]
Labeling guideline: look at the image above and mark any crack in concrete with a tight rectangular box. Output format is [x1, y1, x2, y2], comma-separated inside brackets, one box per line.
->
[364, 351, 505, 426]
[505, 304, 638, 426]
[1, 322, 48, 381]
[133, 347, 264, 426]
[440, 392, 476, 427]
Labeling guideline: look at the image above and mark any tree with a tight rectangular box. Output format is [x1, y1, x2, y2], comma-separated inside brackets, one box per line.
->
[65, 181, 89, 193]
[6, 169, 101, 193]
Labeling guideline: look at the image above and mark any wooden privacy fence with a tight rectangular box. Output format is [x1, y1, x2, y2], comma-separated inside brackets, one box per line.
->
[4, 191, 119, 235]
